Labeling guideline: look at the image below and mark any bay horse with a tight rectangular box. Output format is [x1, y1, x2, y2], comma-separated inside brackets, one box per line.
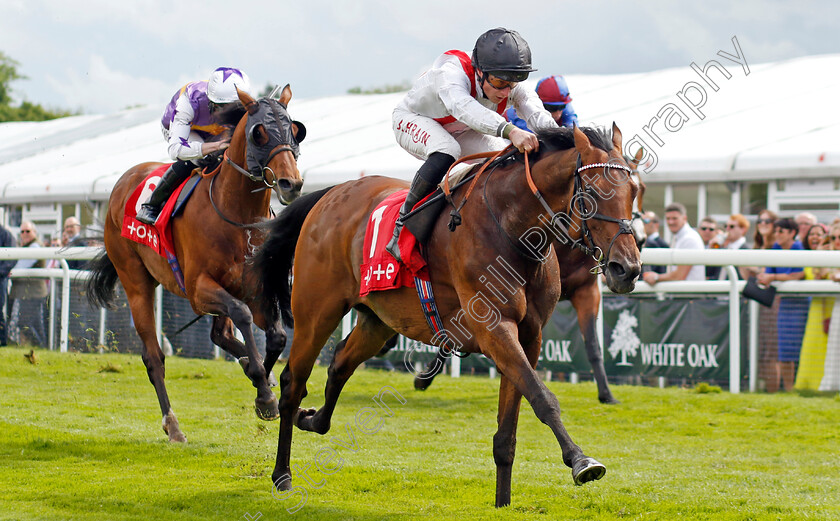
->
[85, 87, 305, 442]
[410, 147, 649, 404]
[255, 124, 641, 506]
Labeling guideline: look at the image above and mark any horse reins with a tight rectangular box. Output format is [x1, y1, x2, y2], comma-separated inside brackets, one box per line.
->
[479, 146, 635, 273]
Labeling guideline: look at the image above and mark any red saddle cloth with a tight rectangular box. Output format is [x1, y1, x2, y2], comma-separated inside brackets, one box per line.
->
[359, 190, 429, 297]
[120, 164, 189, 259]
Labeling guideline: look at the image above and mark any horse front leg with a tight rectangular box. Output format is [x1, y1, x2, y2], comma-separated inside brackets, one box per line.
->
[570, 285, 618, 404]
[493, 329, 542, 507]
[296, 311, 395, 435]
[210, 316, 279, 387]
[478, 320, 605, 497]
[193, 276, 278, 421]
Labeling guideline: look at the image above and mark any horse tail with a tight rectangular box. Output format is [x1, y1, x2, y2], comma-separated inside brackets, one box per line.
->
[253, 186, 335, 328]
[84, 248, 120, 310]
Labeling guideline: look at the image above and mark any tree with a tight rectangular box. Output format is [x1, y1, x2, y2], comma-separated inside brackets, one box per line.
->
[0, 51, 24, 106]
[0, 51, 73, 122]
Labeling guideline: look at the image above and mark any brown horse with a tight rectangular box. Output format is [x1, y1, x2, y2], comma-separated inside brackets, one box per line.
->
[255, 124, 641, 506]
[410, 147, 649, 404]
[85, 87, 305, 442]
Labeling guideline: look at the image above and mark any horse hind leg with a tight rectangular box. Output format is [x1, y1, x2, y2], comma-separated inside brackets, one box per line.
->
[297, 309, 396, 435]
[116, 264, 186, 442]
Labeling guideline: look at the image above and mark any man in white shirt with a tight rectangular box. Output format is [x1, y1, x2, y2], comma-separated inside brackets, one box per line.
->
[642, 202, 705, 284]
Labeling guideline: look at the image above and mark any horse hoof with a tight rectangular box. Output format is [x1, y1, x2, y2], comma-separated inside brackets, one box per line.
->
[273, 473, 292, 492]
[293, 408, 318, 430]
[268, 371, 279, 388]
[162, 411, 187, 443]
[573, 457, 606, 485]
[413, 376, 433, 391]
[255, 395, 280, 421]
[599, 394, 620, 405]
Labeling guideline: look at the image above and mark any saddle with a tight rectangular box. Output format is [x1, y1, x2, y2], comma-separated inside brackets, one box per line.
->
[402, 147, 516, 247]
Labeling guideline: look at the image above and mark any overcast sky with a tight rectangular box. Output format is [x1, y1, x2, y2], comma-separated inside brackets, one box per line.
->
[1, 0, 838, 115]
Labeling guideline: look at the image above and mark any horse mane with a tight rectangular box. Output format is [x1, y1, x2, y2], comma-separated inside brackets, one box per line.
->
[212, 103, 248, 128]
[535, 126, 613, 154]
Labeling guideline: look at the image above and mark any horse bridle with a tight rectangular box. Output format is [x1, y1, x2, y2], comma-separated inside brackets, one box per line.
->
[224, 98, 300, 191]
[208, 98, 301, 227]
[486, 147, 635, 273]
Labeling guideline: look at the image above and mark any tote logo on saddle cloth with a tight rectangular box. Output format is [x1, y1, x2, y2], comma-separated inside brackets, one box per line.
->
[359, 190, 428, 297]
[122, 170, 164, 254]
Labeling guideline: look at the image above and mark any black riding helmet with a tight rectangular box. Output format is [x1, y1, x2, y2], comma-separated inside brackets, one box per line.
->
[471, 27, 537, 83]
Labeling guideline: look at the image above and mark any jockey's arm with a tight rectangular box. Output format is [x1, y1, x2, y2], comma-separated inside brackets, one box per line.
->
[436, 61, 513, 138]
[165, 95, 206, 162]
[510, 85, 559, 133]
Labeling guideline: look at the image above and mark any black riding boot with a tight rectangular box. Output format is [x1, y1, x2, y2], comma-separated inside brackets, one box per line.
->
[385, 152, 455, 262]
[135, 161, 194, 225]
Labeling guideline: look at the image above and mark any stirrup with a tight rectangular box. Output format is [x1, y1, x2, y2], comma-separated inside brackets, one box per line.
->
[385, 223, 403, 262]
[135, 204, 160, 225]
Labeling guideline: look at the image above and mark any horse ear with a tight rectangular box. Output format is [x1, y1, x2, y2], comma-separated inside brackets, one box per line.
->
[633, 145, 644, 164]
[611, 122, 623, 151]
[279, 84, 292, 106]
[238, 87, 259, 115]
[573, 124, 593, 154]
[292, 121, 306, 143]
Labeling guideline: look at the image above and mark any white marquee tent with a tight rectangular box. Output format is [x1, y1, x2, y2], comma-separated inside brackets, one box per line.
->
[1, 54, 838, 213]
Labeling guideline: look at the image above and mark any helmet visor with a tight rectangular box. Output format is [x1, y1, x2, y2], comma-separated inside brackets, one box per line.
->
[486, 69, 531, 83]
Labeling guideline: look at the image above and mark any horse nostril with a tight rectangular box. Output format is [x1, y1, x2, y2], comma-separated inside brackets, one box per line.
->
[278, 179, 293, 192]
[609, 261, 627, 279]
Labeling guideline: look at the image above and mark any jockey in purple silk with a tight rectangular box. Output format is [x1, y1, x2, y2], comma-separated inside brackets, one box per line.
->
[136, 67, 253, 225]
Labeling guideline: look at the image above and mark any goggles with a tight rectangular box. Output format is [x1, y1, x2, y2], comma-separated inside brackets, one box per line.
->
[544, 103, 567, 112]
[485, 75, 518, 90]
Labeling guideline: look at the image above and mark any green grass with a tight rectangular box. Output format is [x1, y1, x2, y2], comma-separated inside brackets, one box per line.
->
[1, 347, 838, 521]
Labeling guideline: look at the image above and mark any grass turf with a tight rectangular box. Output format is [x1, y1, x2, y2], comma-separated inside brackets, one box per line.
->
[0, 347, 838, 520]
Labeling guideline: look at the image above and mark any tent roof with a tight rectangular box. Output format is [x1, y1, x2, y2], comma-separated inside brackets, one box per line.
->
[1, 54, 838, 204]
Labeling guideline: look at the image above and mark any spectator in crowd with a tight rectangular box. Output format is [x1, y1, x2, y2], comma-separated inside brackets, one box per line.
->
[62, 216, 88, 269]
[641, 210, 668, 274]
[757, 217, 808, 393]
[718, 213, 751, 280]
[9, 221, 48, 347]
[506, 74, 578, 130]
[795, 224, 832, 391]
[795, 212, 818, 243]
[820, 224, 840, 391]
[0, 222, 15, 346]
[642, 202, 704, 285]
[747, 210, 780, 391]
[698, 216, 723, 279]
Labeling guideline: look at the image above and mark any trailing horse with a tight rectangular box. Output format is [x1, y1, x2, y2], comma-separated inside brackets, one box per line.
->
[85, 87, 305, 442]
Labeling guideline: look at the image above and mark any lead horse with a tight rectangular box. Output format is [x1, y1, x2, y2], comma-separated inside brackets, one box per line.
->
[255, 124, 641, 506]
[410, 147, 649, 403]
[85, 87, 305, 442]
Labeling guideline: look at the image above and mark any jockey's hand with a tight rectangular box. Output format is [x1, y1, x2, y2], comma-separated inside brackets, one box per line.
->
[509, 127, 539, 154]
[200, 140, 230, 156]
